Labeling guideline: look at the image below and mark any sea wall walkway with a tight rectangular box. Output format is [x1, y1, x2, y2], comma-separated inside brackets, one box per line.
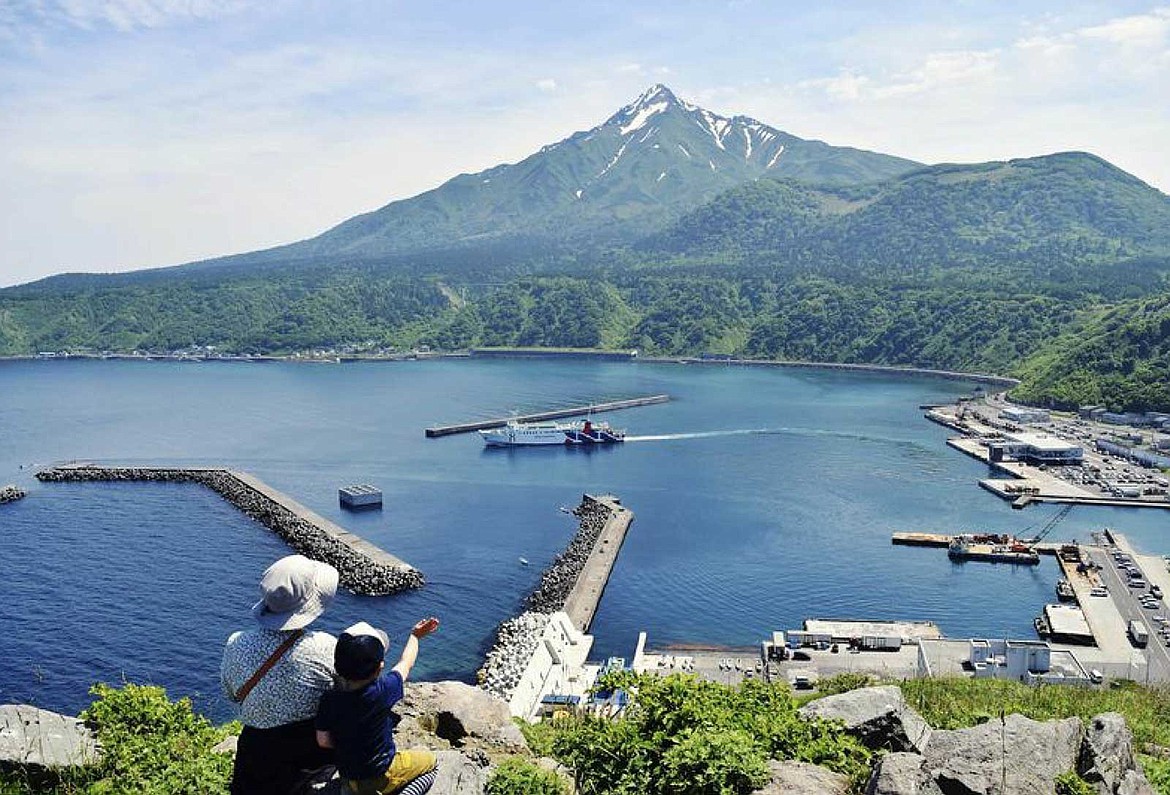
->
[35, 464, 422, 595]
[478, 494, 633, 702]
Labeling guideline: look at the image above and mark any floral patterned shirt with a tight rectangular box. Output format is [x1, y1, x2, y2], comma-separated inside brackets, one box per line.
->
[220, 628, 337, 729]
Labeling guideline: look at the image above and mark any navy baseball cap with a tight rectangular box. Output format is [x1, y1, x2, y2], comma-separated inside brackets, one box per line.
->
[335, 621, 390, 681]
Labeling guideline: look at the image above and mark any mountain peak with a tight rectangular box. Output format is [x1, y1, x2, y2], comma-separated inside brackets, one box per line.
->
[606, 84, 686, 134]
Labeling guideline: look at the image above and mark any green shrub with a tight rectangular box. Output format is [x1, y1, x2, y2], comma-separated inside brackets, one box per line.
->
[545, 672, 870, 795]
[486, 757, 568, 795]
[1055, 770, 1096, 795]
[814, 672, 876, 696]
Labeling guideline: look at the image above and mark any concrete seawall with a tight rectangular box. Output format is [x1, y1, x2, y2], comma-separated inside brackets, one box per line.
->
[35, 465, 422, 596]
[478, 494, 632, 701]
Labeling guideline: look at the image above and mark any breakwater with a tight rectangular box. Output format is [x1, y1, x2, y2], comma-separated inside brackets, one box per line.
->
[478, 495, 630, 701]
[34, 465, 422, 596]
[0, 484, 26, 504]
[425, 394, 670, 437]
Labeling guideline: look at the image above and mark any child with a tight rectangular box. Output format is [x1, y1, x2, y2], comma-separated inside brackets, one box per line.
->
[316, 617, 440, 795]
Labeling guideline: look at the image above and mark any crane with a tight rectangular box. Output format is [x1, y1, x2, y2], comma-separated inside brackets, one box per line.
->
[1024, 503, 1074, 545]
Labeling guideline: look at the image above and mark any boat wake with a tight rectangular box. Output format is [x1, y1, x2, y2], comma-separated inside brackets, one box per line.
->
[625, 429, 781, 442]
[625, 427, 923, 447]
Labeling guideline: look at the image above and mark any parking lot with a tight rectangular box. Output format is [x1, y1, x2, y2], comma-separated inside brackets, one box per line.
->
[1094, 535, 1170, 681]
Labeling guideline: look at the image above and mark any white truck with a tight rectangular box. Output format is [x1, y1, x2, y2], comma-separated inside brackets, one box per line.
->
[1128, 619, 1149, 648]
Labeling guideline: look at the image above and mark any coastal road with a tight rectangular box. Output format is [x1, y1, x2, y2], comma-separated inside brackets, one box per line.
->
[1090, 546, 1170, 683]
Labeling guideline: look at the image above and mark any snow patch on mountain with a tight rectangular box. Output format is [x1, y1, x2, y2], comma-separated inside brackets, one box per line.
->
[619, 100, 668, 136]
[597, 141, 629, 179]
[678, 143, 691, 159]
[767, 145, 785, 168]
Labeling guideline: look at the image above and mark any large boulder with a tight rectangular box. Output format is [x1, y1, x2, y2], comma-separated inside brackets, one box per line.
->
[401, 681, 527, 752]
[754, 760, 850, 794]
[1116, 769, 1156, 795]
[798, 685, 932, 753]
[1078, 713, 1140, 795]
[0, 705, 99, 770]
[923, 714, 1084, 795]
[430, 749, 491, 795]
[865, 752, 942, 795]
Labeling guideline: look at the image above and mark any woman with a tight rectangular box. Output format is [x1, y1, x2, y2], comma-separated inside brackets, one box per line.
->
[221, 554, 340, 794]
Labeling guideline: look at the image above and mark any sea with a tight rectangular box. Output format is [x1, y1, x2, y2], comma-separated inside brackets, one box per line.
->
[1, 357, 1167, 721]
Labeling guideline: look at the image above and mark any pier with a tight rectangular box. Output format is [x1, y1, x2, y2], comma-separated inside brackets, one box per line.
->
[35, 464, 422, 595]
[563, 495, 634, 632]
[425, 394, 670, 437]
[478, 494, 634, 715]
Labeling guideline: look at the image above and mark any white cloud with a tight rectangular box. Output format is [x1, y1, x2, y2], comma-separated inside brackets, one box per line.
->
[42, 0, 250, 32]
[1078, 7, 1170, 47]
[536, 77, 557, 92]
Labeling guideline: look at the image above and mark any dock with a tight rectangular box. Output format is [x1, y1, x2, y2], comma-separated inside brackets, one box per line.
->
[563, 495, 634, 632]
[35, 464, 422, 595]
[892, 532, 1064, 557]
[425, 394, 670, 437]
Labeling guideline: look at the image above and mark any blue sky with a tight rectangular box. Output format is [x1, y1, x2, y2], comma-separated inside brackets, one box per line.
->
[2, 1, 1168, 286]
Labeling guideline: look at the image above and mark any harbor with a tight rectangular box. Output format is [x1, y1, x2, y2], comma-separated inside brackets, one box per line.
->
[34, 464, 421, 595]
[424, 394, 670, 437]
[926, 395, 1170, 510]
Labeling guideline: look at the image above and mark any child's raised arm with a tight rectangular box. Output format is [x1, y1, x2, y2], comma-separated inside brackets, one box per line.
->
[391, 617, 439, 682]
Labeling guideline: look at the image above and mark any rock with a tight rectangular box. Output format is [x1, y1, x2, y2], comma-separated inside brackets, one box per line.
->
[922, 714, 1083, 795]
[798, 685, 932, 753]
[403, 681, 527, 752]
[211, 734, 238, 755]
[1079, 713, 1138, 794]
[1116, 769, 1156, 795]
[430, 749, 490, 795]
[865, 752, 942, 795]
[754, 760, 850, 794]
[0, 705, 100, 770]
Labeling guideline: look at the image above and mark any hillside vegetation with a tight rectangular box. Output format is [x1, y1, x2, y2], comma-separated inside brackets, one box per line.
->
[5, 677, 1168, 794]
[3, 150, 1169, 411]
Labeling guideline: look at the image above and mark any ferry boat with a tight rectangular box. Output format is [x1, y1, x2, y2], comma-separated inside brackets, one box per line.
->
[480, 418, 626, 447]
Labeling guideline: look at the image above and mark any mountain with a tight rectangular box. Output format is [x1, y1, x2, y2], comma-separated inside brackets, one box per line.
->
[191, 85, 921, 271]
[648, 152, 1170, 278]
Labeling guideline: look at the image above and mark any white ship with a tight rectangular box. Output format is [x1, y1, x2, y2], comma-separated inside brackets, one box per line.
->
[480, 419, 626, 447]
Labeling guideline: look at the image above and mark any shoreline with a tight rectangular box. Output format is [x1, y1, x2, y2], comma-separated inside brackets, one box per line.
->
[0, 350, 1019, 387]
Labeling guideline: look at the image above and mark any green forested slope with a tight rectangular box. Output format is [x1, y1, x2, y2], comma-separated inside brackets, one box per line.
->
[3, 151, 1169, 411]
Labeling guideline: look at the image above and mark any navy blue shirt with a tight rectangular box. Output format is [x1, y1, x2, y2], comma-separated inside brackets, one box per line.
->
[316, 670, 404, 780]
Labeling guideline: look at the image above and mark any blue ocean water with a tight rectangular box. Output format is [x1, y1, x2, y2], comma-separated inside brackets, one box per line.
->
[1, 358, 1167, 721]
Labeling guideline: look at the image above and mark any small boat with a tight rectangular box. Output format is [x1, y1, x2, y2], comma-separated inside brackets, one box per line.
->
[1056, 580, 1077, 602]
[480, 418, 626, 447]
[518, 557, 529, 566]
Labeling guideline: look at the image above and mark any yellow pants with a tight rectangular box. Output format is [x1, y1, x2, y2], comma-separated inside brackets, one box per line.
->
[344, 749, 438, 795]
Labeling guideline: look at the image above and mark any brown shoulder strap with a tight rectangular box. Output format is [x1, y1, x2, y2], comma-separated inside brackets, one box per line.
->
[232, 629, 304, 704]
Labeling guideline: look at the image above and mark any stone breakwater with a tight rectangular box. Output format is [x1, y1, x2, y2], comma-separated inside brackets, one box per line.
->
[477, 495, 618, 701]
[477, 612, 551, 701]
[0, 484, 26, 504]
[35, 466, 423, 596]
[525, 498, 611, 613]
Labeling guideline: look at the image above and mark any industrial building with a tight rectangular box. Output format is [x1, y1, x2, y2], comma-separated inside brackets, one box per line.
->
[917, 638, 1091, 686]
[999, 407, 1051, 424]
[987, 432, 1083, 464]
